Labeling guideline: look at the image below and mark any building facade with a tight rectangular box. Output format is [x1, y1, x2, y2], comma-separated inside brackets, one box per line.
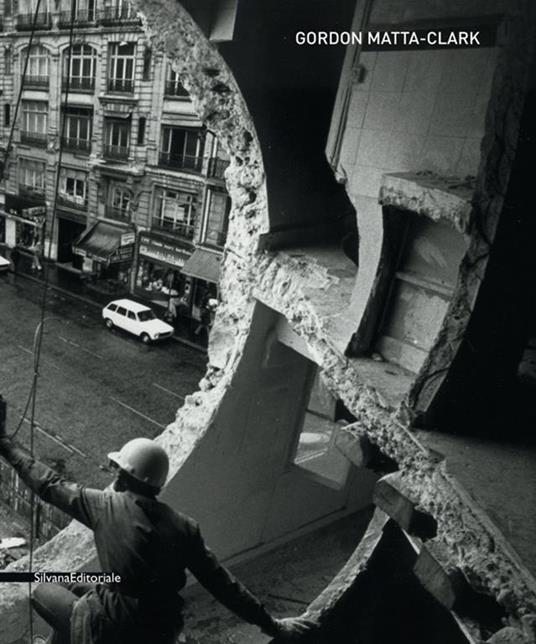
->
[0, 0, 230, 327]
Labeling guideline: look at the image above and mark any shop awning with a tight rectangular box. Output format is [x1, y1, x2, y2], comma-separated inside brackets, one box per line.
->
[181, 248, 222, 284]
[73, 221, 134, 263]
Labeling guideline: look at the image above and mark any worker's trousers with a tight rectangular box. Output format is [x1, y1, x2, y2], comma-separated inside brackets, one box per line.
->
[31, 582, 92, 644]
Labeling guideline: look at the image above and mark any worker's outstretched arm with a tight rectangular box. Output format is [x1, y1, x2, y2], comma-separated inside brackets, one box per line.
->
[187, 524, 313, 640]
[0, 435, 102, 529]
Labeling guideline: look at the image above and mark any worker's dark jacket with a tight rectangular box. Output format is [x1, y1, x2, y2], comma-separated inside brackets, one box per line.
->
[2, 442, 274, 644]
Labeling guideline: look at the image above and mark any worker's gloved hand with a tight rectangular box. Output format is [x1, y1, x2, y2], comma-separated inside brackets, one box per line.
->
[265, 616, 315, 641]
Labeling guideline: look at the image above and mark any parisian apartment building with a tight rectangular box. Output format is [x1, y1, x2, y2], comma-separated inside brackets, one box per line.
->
[0, 0, 231, 329]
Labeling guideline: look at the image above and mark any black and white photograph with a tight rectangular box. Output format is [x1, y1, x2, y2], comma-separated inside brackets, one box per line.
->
[0, 0, 535, 642]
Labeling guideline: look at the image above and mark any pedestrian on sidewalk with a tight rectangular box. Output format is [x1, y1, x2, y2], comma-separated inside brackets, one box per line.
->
[9, 246, 20, 274]
[0, 408, 313, 644]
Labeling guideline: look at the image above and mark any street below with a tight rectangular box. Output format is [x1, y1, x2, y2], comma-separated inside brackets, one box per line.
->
[0, 272, 207, 509]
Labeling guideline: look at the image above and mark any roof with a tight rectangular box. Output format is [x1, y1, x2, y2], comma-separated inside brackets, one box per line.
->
[108, 299, 152, 313]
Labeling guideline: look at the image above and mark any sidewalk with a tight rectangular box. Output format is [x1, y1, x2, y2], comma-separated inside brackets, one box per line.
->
[8, 249, 207, 353]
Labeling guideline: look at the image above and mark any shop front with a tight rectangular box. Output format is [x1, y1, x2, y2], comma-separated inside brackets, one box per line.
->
[0, 194, 46, 258]
[135, 231, 192, 320]
[73, 220, 135, 298]
[181, 247, 221, 322]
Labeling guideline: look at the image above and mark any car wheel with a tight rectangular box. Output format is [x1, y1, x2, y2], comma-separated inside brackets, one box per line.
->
[105, 318, 113, 330]
[140, 333, 151, 344]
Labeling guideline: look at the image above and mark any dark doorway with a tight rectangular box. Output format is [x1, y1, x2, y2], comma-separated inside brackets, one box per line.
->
[57, 218, 84, 266]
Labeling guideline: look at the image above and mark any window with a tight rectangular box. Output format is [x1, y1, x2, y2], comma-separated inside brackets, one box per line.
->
[203, 189, 230, 247]
[59, 168, 87, 208]
[153, 187, 198, 239]
[160, 127, 204, 172]
[4, 105, 10, 127]
[142, 47, 152, 81]
[63, 44, 96, 90]
[137, 117, 146, 145]
[19, 158, 46, 193]
[59, 0, 96, 24]
[127, 311, 136, 320]
[21, 45, 49, 87]
[165, 65, 189, 98]
[17, 0, 50, 28]
[101, 0, 137, 22]
[103, 119, 130, 160]
[108, 303, 118, 312]
[292, 368, 351, 490]
[109, 185, 131, 221]
[4, 48, 12, 75]
[20, 101, 48, 146]
[62, 107, 92, 152]
[108, 43, 135, 93]
[117, 306, 127, 316]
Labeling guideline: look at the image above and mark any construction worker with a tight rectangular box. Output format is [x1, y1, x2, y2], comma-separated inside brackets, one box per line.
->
[0, 414, 312, 643]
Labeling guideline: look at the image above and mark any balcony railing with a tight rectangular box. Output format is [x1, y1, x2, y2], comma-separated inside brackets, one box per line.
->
[97, 7, 141, 25]
[106, 207, 130, 222]
[57, 193, 87, 211]
[164, 80, 189, 98]
[24, 75, 49, 89]
[58, 9, 96, 27]
[159, 152, 202, 173]
[152, 219, 195, 240]
[19, 183, 45, 198]
[16, 12, 51, 30]
[103, 144, 129, 161]
[61, 137, 91, 154]
[207, 157, 230, 180]
[107, 78, 134, 93]
[62, 76, 95, 91]
[20, 131, 48, 148]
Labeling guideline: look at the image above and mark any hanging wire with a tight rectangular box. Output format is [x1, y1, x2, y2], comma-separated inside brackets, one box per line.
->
[25, 2, 79, 639]
[0, 0, 78, 639]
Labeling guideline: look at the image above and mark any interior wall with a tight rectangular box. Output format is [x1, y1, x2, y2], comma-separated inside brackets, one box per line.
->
[162, 302, 376, 559]
[330, 0, 501, 346]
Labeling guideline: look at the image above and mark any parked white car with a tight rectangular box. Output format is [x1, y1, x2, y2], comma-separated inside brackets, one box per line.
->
[102, 299, 174, 344]
[0, 255, 10, 273]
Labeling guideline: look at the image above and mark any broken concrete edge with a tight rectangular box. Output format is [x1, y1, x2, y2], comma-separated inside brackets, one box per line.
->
[303, 507, 390, 622]
[379, 172, 474, 235]
[410, 0, 536, 413]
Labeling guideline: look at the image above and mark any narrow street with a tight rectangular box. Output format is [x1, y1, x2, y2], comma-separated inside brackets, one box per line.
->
[0, 273, 207, 497]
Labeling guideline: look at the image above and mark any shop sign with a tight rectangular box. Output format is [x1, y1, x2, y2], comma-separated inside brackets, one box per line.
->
[120, 231, 136, 247]
[139, 235, 190, 268]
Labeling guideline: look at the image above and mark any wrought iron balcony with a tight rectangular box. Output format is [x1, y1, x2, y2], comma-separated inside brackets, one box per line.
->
[107, 78, 134, 93]
[58, 9, 96, 27]
[57, 193, 87, 211]
[62, 76, 95, 91]
[164, 80, 189, 98]
[24, 75, 49, 89]
[106, 207, 130, 222]
[97, 7, 141, 25]
[61, 137, 91, 154]
[207, 157, 230, 180]
[16, 12, 51, 30]
[152, 219, 195, 240]
[103, 144, 129, 161]
[158, 151, 202, 173]
[20, 131, 47, 148]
